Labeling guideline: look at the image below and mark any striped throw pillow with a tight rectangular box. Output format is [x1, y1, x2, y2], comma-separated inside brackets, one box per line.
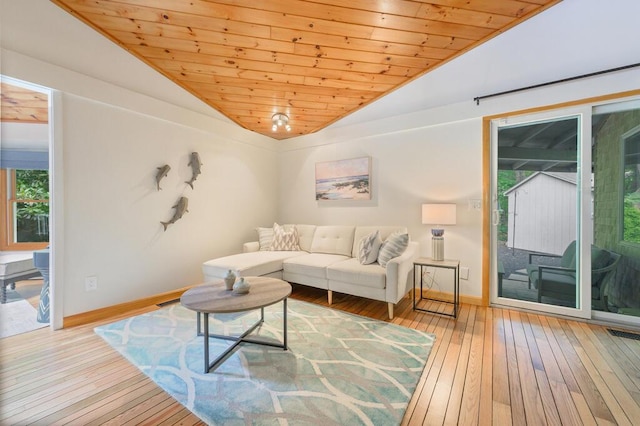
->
[256, 227, 274, 251]
[377, 232, 409, 268]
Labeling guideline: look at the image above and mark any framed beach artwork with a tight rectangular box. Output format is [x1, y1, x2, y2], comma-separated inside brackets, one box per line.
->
[315, 156, 371, 200]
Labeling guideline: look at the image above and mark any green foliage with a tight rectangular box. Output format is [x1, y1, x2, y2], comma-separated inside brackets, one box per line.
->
[623, 197, 640, 243]
[16, 170, 49, 200]
[13, 170, 49, 242]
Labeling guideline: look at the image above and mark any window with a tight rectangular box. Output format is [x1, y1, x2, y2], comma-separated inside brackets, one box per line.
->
[623, 126, 640, 243]
[0, 169, 49, 250]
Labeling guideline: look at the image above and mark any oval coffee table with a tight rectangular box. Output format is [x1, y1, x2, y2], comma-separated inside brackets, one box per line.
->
[180, 276, 292, 373]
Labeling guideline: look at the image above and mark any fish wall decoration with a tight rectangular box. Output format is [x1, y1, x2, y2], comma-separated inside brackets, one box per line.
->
[161, 196, 189, 231]
[185, 152, 202, 189]
[155, 164, 171, 191]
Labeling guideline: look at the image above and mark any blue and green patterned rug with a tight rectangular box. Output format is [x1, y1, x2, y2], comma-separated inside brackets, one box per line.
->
[95, 299, 435, 425]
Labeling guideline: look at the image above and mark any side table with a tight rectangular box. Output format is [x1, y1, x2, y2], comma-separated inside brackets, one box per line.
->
[413, 257, 460, 318]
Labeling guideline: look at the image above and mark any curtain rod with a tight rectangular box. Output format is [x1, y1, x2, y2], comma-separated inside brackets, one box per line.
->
[473, 62, 640, 105]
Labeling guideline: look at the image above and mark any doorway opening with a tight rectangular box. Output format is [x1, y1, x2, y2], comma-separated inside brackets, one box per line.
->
[0, 76, 52, 338]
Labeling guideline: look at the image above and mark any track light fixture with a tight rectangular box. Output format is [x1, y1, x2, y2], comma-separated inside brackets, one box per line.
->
[271, 113, 291, 132]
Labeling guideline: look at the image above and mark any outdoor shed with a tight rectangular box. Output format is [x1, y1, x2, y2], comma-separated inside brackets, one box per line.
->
[504, 172, 588, 256]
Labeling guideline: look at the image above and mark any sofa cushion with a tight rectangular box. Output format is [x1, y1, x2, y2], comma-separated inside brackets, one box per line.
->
[271, 223, 300, 251]
[283, 253, 350, 278]
[327, 258, 386, 289]
[202, 251, 306, 279]
[357, 230, 382, 265]
[294, 224, 317, 252]
[377, 232, 409, 268]
[310, 226, 355, 256]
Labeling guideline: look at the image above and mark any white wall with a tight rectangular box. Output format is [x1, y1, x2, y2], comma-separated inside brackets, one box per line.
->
[59, 92, 278, 314]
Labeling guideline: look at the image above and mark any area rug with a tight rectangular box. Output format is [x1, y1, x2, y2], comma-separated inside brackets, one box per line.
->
[0, 295, 46, 338]
[95, 299, 435, 425]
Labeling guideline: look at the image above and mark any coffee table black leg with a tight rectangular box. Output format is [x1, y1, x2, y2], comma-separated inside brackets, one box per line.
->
[203, 312, 209, 374]
[283, 297, 288, 350]
[197, 298, 289, 373]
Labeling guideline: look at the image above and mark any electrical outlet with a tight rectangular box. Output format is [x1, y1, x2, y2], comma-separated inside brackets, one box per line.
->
[468, 199, 482, 210]
[85, 276, 98, 291]
[460, 267, 469, 280]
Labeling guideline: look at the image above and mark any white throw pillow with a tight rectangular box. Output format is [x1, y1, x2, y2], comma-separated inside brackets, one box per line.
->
[271, 223, 300, 251]
[256, 227, 274, 251]
[357, 230, 383, 265]
[377, 232, 409, 268]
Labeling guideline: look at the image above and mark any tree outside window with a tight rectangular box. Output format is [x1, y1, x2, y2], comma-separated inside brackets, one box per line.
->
[623, 129, 640, 243]
[0, 169, 49, 250]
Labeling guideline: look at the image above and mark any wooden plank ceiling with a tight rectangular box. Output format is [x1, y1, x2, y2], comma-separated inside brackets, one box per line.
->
[51, 0, 560, 139]
[0, 83, 49, 124]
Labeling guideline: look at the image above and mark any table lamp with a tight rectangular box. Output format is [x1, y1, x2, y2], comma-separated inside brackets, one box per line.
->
[421, 204, 456, 261]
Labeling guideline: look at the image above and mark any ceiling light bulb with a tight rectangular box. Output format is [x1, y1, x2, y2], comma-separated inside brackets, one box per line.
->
[272, 124, 277, 131]
[285, 124, 291, 132]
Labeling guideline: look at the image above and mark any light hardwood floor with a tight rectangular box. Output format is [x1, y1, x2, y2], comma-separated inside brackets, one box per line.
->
[1, 284, 639, 425]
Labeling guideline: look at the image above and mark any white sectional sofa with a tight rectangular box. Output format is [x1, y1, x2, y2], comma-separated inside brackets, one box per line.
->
[202, 225, 419, 319]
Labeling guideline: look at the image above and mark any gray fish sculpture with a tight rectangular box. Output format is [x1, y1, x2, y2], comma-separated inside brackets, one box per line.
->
[161, 196, 189, 231]
[155, 164, 171, 191]
[185, 152, 202, 189]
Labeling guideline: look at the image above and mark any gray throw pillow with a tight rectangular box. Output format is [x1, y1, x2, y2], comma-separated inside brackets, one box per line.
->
[377, 232, 409, 268]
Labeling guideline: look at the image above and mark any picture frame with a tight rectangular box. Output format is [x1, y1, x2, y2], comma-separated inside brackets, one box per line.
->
[315, 156, 371, 200]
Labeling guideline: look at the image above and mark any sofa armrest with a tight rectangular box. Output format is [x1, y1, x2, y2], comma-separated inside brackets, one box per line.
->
[243, 241, 260, 253]
[385, 241, 419, 304]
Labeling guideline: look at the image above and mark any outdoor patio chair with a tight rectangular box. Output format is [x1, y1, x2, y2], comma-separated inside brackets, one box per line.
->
[527, 241, 621, 308]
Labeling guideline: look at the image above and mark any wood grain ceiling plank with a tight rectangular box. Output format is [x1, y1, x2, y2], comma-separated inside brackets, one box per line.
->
[232, 114, 328, 125]
[193, 86, 372, 109]
[1, 83, 49, 124]
[105, 0, 376, 39]
[416, 0, 543, 17]
[84, 14, 293, 53]
[416, 4, 517, 29]
[95, 8, 456, 64]
[205, 94, 329, 110]
[222, 106, 340, 119]
[173, 70, 382, 98]
[138, 45, 419, 78]
[292, 43, 439, 69]
[304, 0, 423, 17]
[270, 27, 456, 60]
[65, 0, 272, 38]
[172, 68, 401, 91]
[152, 58, 420, 86]
[0, 108, 48, 123]
[114, 29, 441, 71]
[205, 0, 495, 39]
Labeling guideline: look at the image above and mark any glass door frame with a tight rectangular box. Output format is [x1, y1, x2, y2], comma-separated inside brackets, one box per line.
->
[488, 106, 592, 319]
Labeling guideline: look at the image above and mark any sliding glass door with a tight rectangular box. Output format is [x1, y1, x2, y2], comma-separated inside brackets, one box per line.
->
[491, 107, 592, 318]
[490, 96, 640, 325]
[591, 99, 640, 324]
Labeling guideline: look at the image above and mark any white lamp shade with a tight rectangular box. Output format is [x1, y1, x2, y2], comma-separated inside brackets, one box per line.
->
[422, 204, 457, 225]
